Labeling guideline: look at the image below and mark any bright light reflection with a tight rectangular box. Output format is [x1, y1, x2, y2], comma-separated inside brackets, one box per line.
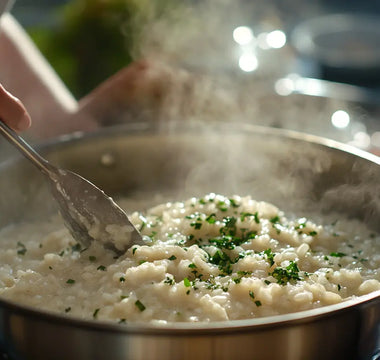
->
[275, 78, 294, 96]
[257, 32, 269, 49]
[350, 132, 371, 149]
[233, 26, 254, 45]
[331, 110, 350, 129]
[266, 30, 286, 49]
[371, 132, 380, 147]
[238, 53, 258, 72]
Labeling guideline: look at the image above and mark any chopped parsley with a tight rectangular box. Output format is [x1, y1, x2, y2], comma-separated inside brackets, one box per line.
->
[295, 218, 307, 230]
[168, 255, 177, 261]
[148, 231, 157, 240]
[93, 308, 100, 318]
[217, 200, 229, 212]
[135, 300, 146, 312]
[220, 217, 237, 236]
[89, 256, 97, 262]
[329, 252, 346, 258]
[248, 291, 262, 306]
[190, 222, 202, 230]
[229, 198, 240, 208]
[17, 242, 27, 255]
[66, 279, 75, 284]
[253, 212, 260, 224]
[97, 265, 106, 271]
[270, 216, 280, 224]
[119, 277, 126, 282]
[17, 248, 27, 256]
[263, 248, 275, 266]
[183, 277, 191, 287]
[206, 213, 217, 224]
[270, 261, 301, 285]
[71, 243, 81, 252]
[164, 276, 175, 285]
[208, 250, 234, 275]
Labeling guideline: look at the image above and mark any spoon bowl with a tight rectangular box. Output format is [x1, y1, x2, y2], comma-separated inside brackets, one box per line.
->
[0, 120, 143, 254]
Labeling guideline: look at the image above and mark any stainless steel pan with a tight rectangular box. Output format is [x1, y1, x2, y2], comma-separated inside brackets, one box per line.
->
[0, 122, 378, 360]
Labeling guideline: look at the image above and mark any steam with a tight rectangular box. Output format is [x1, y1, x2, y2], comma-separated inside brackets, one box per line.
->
[73, 1, 380, 231]
[92, 0, 354, 146]
[89, 0, 379, 232]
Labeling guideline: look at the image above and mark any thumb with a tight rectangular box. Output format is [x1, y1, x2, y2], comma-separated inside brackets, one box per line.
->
[0, 84, 31, 131]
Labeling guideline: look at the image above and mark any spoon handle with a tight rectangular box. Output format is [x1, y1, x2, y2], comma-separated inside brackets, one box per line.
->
[0, 120, 52, 175]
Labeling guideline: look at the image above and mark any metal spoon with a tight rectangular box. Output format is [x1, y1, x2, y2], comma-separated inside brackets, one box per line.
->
[0, 120, 144, 255]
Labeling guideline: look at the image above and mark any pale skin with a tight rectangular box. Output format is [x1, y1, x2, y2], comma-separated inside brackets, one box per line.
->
[0, 14, 224, 139]
[0, 14, 189, 139]
[0, 83, 31, 132]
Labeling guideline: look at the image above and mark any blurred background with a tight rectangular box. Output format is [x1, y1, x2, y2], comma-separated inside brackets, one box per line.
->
[8, 0, 380, 153]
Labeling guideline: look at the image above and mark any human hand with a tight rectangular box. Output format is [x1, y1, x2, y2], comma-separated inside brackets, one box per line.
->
[75, 60, 196, 126]
[0, 83, 31, 131]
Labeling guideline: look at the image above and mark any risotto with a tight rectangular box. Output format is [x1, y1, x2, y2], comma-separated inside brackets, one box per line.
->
[0, 193, 379, 324]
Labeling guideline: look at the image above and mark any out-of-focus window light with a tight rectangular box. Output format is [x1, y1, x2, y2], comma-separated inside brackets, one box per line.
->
[331, 110, 350, 129]
[371, 132, 380, 148]
[238, 53, 258, 72]
[350, 131, 371, 149]
[266, 30, 287, 49]
[274, 78, 294, 96]
[257, 32, 269, 49]
[233, 26, 254, 45]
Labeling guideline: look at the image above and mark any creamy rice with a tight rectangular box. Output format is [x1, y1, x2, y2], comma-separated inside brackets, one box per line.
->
[0, 193, 379, 324]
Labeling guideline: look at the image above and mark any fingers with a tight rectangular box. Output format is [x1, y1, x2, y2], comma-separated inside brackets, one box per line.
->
[0, 83, 31, 131]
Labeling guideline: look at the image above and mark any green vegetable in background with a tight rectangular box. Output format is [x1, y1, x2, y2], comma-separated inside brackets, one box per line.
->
[27, 0, 180, 98]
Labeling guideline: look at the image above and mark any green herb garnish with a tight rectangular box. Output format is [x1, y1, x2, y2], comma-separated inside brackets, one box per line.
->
[135, 300, 146, 312]
[71, 243, 81, 252]
[206, 213, 217, 224]
[93, 308, 100, 318]
[263, 248, 275, 266]
[329, 252, 346, 258]
[270, 216, 280, 223]
[164, 276, 175, 285]
[270, 261, 301, 285]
